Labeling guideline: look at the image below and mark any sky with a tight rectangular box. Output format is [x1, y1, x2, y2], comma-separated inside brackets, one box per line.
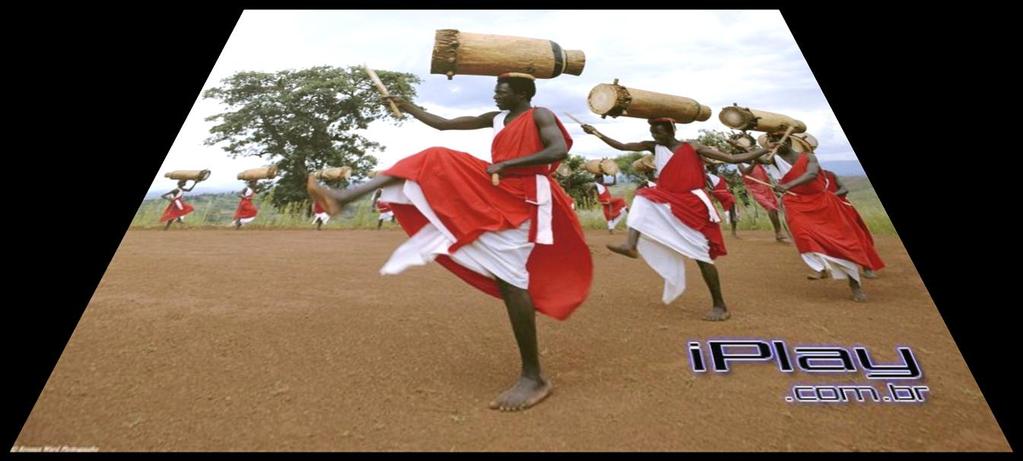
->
[147, 10, 863, 196]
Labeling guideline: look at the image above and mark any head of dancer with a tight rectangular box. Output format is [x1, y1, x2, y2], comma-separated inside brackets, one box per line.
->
[648, 117, 677, 145]
[494, 72, 536, 110]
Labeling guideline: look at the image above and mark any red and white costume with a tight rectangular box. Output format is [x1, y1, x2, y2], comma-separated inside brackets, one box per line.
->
[232, 187, 258, 226]
[374, 108, 592, 320]
[312, 200, 330, 225]
[707, 173, 738, 223]
[160, 189, 194, 222]
[594, 181, 628, 230]
[628, 143, 726, 304]
[822, 170, 885, 271]
[774, 154, 876, 281]
[375, 200, 394, 222]
[739, 163, 780, 212]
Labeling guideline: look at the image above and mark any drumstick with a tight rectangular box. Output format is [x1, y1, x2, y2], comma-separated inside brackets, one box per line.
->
[768, 126, 797, 157]
[563, 112, 584, 124]
[743, 174, 797, 196]
[492, 173, 500, 186]
[364, 65, 402, 118]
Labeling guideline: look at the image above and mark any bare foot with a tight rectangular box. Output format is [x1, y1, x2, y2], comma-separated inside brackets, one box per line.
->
[851, 288, 868, 302]
[776, 235, 792, 244]
[606, 243, 639, 259]
[807, 270, 828, 280]
[732, 233, 741, 240]
[703, 306, 730, 321]
[306, 175, 343, 216]
[488, 376, 551, 412]
[862, 269, 878, 279]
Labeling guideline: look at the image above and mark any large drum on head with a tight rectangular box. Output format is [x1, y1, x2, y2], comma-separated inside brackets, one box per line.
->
[719, 105, 806, 134]
[431, 29, 585, 80]
[587, 79, 711, 122]
[313, 166, 353, 181]
[237, 166, 278, 180]
[165, 169, 210, 181]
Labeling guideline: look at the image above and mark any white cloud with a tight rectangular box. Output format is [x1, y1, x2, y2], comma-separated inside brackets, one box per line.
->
[148, 9, 862, 195]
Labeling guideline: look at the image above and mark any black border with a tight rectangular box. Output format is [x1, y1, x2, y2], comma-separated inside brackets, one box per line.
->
[8, 3, 1017, 457]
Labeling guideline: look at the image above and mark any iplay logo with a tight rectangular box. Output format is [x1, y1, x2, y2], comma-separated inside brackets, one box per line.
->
[688, 339, 928, 404]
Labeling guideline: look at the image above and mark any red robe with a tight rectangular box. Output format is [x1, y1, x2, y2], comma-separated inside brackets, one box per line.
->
[160, 192, 194, 222]
[781, 156, 873, 268]
[313, 200, 326, 214]
[742, 164, 779, 211]
[708, 175, 737, 211]
[375, 201, 392, 213]
[635, 143, 726, 259]
[822, 170, 885, 270]
[382, 108, 592, 320]
[233, 190, 258, 220]
[596, 183, 627, 221]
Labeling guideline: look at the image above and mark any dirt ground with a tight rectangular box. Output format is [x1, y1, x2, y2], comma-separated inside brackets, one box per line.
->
[15, 228, 1010, 452]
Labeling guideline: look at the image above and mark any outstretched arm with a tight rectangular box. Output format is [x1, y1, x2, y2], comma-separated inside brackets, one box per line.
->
[385, 95, 497, 131]
[580, 124, 655, 152]
[693, 143, 770, 164]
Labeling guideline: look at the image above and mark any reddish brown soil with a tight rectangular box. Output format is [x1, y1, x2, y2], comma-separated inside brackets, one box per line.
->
[15, 229, 1009, 451]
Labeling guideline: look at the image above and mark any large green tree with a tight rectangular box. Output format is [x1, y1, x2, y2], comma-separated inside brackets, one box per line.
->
[203, 66, 421, 210]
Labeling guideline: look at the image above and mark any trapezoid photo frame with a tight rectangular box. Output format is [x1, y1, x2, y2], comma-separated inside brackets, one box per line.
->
[11, 9, 1012, 454]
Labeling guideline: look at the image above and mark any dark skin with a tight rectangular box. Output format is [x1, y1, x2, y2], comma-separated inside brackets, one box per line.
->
[763, 136, 868, 301]
[307, 81, 566, 412]
[736, 161, 790, 243]
[581, 123, 771, 321]
[161, 180, 196, 230]
[728, 137, 792, 243]
[235, 180, 258, 230]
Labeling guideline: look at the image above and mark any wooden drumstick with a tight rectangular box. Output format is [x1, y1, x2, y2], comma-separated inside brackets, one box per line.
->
[564, 112, 610, 141]
[492, 173, 500, 186]
[364, 65, 402, 118]
[743, 174, 797, 196]
[769, 126, 797, 157]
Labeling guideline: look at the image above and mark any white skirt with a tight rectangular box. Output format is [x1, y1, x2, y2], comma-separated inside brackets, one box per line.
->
[628, 196, 713, 304]
[378, 180, 534, 289]
[800, 252, 861, 283]
[312, 212, 330, 224]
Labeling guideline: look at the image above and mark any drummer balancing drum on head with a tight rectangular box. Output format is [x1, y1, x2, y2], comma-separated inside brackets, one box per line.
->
[756, 131, 884, 301]
[587, 160, 628, 234]
[160, 169, 209, 230]
[306, 72, 592, 412]
[232, 179, 260, 229]
[160, 179, 197, 230]
[233, 166, 277, 229]
[580, 117, 774, 321]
